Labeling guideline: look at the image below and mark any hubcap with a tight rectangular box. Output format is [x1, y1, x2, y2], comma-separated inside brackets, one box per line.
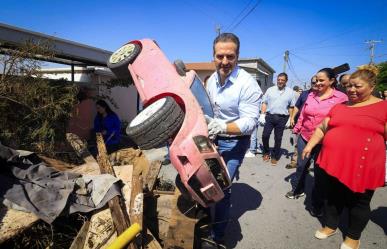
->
[109, 43, 136, 64]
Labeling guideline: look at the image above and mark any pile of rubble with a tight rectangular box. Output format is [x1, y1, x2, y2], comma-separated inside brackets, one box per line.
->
[0, 133, 205, 249]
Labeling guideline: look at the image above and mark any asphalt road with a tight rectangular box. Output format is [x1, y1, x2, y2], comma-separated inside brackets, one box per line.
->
[144, 129, 387, 249]
[223, 129, 387, 249]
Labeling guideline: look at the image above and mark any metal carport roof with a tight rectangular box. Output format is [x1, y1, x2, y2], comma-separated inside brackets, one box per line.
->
[0, 22, 113, 67]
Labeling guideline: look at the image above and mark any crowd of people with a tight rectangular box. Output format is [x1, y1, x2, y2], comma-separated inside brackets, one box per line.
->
[202, 33, 386, 249]
[91, 32, 386, 249]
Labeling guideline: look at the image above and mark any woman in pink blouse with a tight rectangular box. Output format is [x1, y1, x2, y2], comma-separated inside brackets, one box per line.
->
[285, 68, 348, 217]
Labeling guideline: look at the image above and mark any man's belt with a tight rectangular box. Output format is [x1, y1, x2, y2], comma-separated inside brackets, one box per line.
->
[216, 135, 251, 140]
[267, 113, 289, 117]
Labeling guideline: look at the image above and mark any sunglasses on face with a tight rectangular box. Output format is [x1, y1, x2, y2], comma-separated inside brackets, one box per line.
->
[311, 81, 317, 85]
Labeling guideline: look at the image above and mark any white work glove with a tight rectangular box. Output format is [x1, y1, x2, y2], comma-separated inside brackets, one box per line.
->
[285, 118, 291, 129]
[258, 114, 266, 126]
[204, 115, 227, 139]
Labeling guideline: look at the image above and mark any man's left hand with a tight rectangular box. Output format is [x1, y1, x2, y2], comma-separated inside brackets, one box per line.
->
[208, 118, 227, 138]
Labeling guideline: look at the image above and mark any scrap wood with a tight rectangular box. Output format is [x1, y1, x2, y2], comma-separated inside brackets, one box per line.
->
[38, 155, 76, 171]
[114, 165, 133, 215]
[96, 133, 137, 249]
[143, 229, 163, 249]
[115, 164, 162, 249]
[96, 134, 131, 230]
[162, 189, 198, 249]
[0, 135, 99, 244]
[83, 209, 117, 249]
[69, 220, 91, 249]
[154, 192, 174, 241]
[0, 205, 39, 244]
[66, 133, 101, 175]
[70, 165, 133, 249]
[143, 160, 162, 191]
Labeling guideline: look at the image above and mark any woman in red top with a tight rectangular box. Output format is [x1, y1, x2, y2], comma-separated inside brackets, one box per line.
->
[302, 65, 387, 249]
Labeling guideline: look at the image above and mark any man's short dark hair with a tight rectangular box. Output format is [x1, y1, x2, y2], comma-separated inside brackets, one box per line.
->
[213, 33, 240, 56]
[277, 72, 288, 81]
[339, 73, 350, 82]
[293, 86, 300, 91]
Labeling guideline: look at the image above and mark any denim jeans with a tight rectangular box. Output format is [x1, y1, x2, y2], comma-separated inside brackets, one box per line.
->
[262, 113, 288, 160]
[292, 136, 320, 192]
[211, 136, 250, 240]
[249, 125, 258, 152]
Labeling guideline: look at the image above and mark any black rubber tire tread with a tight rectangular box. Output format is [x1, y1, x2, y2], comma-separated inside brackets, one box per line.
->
[127, 97, 184, 150]
[107, 43, 141, 79]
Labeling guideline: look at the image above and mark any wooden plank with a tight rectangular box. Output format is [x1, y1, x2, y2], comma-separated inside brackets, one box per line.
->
[0, 135, 101, 244]
[129, 174, 144, 228]
[81, 165, 134, 249]
[69, 220, 90, 249]
[143, 160, 162, 191]
[66, 132, 101, 175]
[162, 189, 198, 249]
[0, 205, 39, 243]
[96, 133, 132, 236]
[83, 209, 117, 249]
[38, 155, 76, 171]
[144, 229, 163, 249]
[114, 165, 133, 216]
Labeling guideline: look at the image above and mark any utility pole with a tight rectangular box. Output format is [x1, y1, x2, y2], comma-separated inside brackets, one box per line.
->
[215, 24, 221, 36]
[283, 50, 289, 73]
[365, 40, 382, 64]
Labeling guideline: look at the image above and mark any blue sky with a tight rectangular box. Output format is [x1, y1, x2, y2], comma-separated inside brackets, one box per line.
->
[1, 0, 386, 87]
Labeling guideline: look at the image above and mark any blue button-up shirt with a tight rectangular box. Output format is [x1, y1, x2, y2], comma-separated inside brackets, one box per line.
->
[262, 86, 296, 115]
[206, 66, 262, 135]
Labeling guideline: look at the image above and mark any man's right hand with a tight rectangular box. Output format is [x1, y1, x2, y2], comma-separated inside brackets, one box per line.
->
[258, 114, 266, 126]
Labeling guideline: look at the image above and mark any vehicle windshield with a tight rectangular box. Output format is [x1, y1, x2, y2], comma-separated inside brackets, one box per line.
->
[190, 76, 214, 117]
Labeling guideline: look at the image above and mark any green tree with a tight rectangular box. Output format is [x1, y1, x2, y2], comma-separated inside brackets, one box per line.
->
[0, 40, 79, 153]
[376, 61, 387, 92]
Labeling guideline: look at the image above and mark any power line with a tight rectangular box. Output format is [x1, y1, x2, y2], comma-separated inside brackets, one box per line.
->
[294, 42, 364, 51]
[228, 0, 263, 32]
[291, 26, 365, 52]
[180, 0, 220, 25]
[294, 51, 368, 57]
[287, 58, 303, 84]
[224, 0, 254, 31]
[289, 52, 324, 68]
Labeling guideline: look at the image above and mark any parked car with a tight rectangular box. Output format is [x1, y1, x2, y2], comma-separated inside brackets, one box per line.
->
[107, 39, 231, 207]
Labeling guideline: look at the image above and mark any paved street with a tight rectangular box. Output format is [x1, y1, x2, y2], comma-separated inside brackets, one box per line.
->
[223, 129, 387, 249]
[145, 129, 387, 249]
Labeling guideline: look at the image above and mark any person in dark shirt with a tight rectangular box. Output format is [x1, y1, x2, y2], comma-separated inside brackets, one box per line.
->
[94, 100, 121, 153]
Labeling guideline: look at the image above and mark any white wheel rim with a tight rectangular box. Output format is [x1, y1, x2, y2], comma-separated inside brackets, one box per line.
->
[109, 43, 136, 64]
[129, 98, 167, 127]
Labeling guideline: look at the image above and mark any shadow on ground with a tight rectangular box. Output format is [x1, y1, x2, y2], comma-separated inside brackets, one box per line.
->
[225, 182, 263, 248]
[370, 206, 387, 235]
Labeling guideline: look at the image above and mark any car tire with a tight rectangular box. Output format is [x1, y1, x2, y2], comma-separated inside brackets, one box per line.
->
[126, 97, 184, 150]
[107, 42, 141, 79]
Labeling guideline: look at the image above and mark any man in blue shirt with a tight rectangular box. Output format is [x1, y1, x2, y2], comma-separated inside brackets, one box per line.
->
[259, 73, 295, 166]
[204, 33, 262, 248]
